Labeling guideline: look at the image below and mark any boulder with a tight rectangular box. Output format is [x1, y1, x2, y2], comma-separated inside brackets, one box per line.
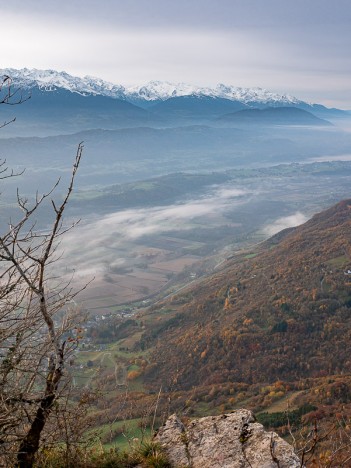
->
[154, 409, 301, 468]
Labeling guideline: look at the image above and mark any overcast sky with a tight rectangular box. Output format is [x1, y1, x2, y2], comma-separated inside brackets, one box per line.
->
[2, 0, 351, 107]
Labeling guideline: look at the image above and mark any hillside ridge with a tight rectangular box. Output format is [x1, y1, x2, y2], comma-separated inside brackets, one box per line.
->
[142, 198, 351, 390]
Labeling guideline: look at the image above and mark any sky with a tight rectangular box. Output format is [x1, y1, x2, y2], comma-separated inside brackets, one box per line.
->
[2, 0, 351, 107]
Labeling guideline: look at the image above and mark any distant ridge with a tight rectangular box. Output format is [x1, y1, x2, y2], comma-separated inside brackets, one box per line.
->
[217, 107, 332, 126]
[0, 68, 347, 135]
[0, 67, 339, 113]
[149, 95, 248, 117]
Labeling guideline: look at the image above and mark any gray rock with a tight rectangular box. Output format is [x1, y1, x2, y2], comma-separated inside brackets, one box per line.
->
[154, 409, 301, 468]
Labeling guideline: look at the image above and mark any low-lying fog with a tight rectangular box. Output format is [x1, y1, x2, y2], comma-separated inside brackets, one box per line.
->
[308, 154, 351, 162]
[49, 163, 351, 313]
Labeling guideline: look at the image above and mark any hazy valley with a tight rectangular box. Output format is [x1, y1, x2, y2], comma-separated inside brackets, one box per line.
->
[2, 68, 351, 465]
[1, 71, 351, 316]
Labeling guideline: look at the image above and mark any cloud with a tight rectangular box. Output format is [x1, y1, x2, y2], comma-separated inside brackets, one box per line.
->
[57, 185, 249, 278]
[2, 2, 351, 106]
[262, 212, 308, 237]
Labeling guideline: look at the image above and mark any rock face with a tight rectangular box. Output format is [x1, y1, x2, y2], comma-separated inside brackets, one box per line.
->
[154, 409, 301, 468]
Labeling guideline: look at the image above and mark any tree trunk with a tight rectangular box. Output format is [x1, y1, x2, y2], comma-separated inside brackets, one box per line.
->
[17, 394, 55, 468]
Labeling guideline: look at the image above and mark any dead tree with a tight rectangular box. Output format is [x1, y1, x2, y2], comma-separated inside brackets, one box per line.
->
[0, 74, 85, 467]
[0, 145, 84, 467]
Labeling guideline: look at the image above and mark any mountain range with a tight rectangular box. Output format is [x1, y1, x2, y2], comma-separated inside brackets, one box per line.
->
[1, 68, 348, 120]
[0, 68, 301, 104]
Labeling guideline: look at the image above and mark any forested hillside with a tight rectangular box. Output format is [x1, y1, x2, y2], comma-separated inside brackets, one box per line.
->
[143, 199, 351, 390]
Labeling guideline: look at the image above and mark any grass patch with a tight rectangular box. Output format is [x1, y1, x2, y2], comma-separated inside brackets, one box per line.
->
[326, 255, 348, 267]
[244, 253, 258, 259]
[94, 418, 152, 450]
[71, 190, 103, 201]
[259, 391, 302, 414]
[127, 376, 145, 393]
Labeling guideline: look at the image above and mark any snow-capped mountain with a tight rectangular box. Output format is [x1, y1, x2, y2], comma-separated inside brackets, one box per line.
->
[125, 80, 301, 105]
[0, 68, 302, 106]
[125, 81, 203, 101]
[0, 68, 126, 99]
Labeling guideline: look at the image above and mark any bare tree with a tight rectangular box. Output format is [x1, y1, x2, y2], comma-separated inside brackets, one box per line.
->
[0, 74, 30, 128]
[0, 74, 86, 467]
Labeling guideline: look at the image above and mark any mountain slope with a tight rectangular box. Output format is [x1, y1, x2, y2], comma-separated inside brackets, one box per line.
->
[0, 86, 151, 137]
[142, 199, 351, 390]
[150, 95, 248, 117]
[218, 107, 332, 126]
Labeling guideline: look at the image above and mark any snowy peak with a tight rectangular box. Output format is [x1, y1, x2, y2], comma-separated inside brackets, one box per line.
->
[1, 68, 303, 106]
[214, 83, 300, 105]
[0, 68, 126, 98]
[125, 81, 301, 105]
[125, 81, 211, 101]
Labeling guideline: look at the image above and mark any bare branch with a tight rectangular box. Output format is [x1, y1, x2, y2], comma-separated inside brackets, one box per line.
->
[0, 140, 85, 467]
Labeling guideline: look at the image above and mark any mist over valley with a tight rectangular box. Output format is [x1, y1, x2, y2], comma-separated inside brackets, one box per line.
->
[2, 71, 351, 315]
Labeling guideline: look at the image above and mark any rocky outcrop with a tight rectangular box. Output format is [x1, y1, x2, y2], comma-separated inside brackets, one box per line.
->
[154, 409, 301, 468]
